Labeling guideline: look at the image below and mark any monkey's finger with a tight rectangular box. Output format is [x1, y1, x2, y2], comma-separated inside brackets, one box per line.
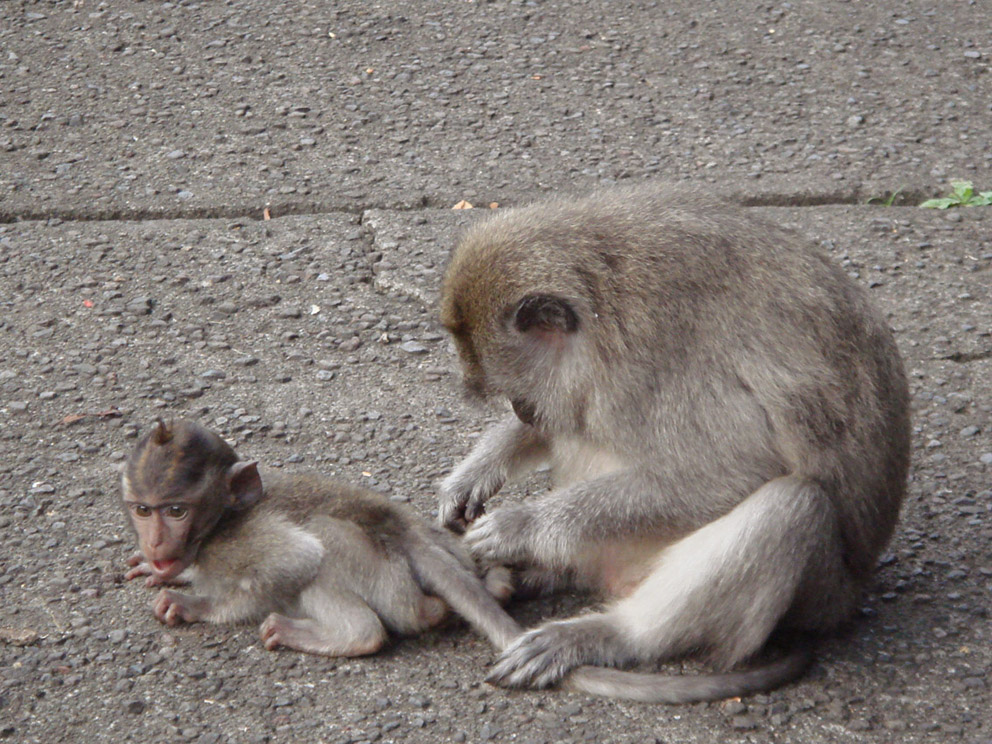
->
[151, 592, 170, 621]
[438, 499, 469, 532]
[260, 615, 280, 648]
[261, 625, 283, 651]
[126, 551, 145, 567]
[464, 498, 487, 523]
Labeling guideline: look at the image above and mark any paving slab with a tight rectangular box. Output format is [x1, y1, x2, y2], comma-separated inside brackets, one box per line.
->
[1, 205, 989, 743]
[2, 0, 990, 220]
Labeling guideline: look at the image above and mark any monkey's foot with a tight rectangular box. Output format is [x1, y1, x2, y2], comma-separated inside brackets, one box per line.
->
[482, 564, 515, 604]
[487, 615, 630, 689]
[417, 595, 450, 629]
[260, 613, 386, 657]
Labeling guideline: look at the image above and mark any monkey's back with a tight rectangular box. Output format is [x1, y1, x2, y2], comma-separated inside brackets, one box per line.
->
[261, 471, 473, 567]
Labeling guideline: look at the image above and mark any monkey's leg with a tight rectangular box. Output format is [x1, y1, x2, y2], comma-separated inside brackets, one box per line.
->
[487, 476, 843, 689]
[439, 415, 550, 531]
[262, 589, 387, 657]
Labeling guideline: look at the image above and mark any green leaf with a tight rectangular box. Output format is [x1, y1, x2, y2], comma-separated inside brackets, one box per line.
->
[950, 180, 973, 201]
[920, 197, 956, 209]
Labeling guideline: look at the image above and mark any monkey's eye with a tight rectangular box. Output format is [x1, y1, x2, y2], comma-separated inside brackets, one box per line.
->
[165, 505, 189, 519]
[131, 504, 152, 518]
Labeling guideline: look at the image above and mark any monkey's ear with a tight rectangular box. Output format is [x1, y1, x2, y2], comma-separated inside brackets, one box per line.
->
[513, 295, 579, 335]
[227, 461, 263, 510]
[152, 418, 173, 445]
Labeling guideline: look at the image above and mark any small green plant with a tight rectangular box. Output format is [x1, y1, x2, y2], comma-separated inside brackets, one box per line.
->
[920, 180, 992, 209]
[866, 188, 905, 207]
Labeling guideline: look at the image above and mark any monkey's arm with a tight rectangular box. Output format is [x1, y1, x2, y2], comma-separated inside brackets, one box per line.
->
[465, 468, 720, 569]
[438, 414, 550, 531]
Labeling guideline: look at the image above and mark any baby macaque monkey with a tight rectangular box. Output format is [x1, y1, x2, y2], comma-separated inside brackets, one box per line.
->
[438, 183, 910, 702]
[122, 419, 521, 656]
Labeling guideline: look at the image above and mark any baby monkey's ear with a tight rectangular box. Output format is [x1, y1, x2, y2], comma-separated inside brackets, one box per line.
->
[227, 461, 263, 510]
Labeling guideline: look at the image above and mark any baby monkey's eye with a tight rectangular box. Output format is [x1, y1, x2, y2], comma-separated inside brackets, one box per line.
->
[131, 504, 151, 518]
[166, 505, 189, 519]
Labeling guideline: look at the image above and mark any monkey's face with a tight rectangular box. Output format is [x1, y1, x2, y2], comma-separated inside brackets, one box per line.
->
[442, 215, 603, 433]
[121, 490, 200, 581]
[442, 285, 587, 432]
[121, 419, 240, 580]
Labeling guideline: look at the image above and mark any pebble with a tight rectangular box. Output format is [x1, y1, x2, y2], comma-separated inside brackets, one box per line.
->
[399, 341, 428, 354]
[126, 298, 153, 315]
[730, 715, 759, 730]
[126, 699, 146, 714]
[722, 700, 747, 715]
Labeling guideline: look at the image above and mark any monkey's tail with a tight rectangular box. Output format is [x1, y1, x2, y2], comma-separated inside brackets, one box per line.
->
[408, 541, 523, 652]
[565, 644, 814, 704]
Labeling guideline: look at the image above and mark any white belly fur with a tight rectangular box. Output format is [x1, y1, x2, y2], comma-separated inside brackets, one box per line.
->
[551, 437, 627, 488]
[549, 438, 663, 597]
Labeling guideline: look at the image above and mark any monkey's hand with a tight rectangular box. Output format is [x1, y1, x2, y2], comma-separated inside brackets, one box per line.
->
[487, 615, 628, 689]
[124, 552, 189, 587]
[438, 463, 506, 533]
[124, 551, 165, 587]
[152, 589, 209, 626]
[464, 504, 537, 565]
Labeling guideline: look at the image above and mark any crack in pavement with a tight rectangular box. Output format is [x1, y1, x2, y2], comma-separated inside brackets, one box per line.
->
[0, 188, 933, 225]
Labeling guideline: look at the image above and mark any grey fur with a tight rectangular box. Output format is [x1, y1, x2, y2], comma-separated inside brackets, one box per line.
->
[438, 183, 910, 701]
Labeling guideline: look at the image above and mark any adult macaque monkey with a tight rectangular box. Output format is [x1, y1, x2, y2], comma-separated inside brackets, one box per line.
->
[122, 419, 521, 656]
[438, 183, 910, 702]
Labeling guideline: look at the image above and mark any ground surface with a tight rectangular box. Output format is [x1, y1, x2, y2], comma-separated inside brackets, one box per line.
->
[1, 1, 990, 743]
